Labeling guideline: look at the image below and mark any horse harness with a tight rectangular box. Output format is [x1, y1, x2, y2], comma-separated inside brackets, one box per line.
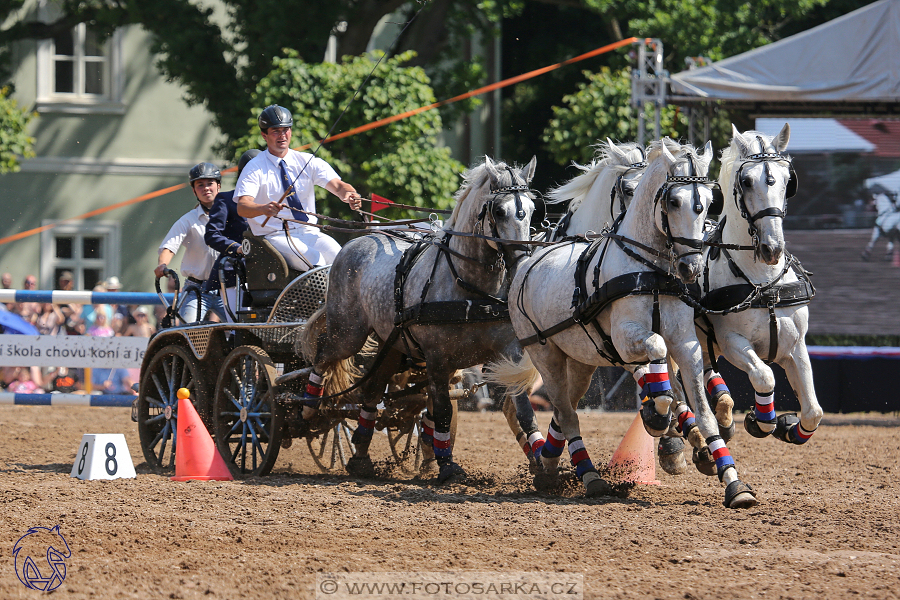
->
[517, 167, 719, 365]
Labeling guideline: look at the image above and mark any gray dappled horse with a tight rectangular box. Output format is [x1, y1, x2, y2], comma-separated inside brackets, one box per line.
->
[488, 139, 759, 509]
[301, 157, 536, 483]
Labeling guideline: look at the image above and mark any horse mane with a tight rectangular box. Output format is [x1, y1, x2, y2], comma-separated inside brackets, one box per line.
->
[444, 158, 513, 230]
[646, 139, 710, 177]
[547, 141, 645, 209]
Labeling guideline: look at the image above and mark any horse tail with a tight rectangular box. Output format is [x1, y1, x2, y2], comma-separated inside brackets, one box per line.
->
[482, 352, 540, 397]
[297, 306, 360, 396]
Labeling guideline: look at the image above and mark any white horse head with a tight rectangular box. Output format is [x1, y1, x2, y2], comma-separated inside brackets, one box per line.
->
[622, 138, 716, 283]
[547, 139, 647, 236]
[446, 156, 537, 264]
[719, 124, 794, 265]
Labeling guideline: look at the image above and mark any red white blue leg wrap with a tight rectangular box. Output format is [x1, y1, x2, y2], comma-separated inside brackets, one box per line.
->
[527, 431, 545, 458]
[672, 402, 696, 434]
[568, 436, 595, 479]
[356, 407, 377, 438]
[706, 435, 735, 481]
[705, 370, 729, 398]
[432, 429, 452, 460]
[754, 391, 777, 433]
[541, 420, 566, 459]
[790, 422, 816, 444]
[420, 413, 435, 446]
[636, 360, 672, 399]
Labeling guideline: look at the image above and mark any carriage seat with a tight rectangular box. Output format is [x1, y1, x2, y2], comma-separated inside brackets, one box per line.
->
[241, 231, 303, 308]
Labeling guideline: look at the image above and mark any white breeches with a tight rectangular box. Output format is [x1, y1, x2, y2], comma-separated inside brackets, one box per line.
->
[265, 228, 342, 271]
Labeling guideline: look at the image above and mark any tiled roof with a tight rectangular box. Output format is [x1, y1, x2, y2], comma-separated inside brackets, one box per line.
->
[838, 119, 900, 158]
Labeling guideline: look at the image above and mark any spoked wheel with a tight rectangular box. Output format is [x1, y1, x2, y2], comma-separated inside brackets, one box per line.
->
[213, 345, 284, 477]
[306, 420, 355, 472]
[137, 344, 207, 471]
[386, 420, 424, 472]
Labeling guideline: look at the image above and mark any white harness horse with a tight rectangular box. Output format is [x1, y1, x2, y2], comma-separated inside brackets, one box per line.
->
[488, 139, 759, 509]
[861, 188, 900, 261]
[698, 125, 822, 450]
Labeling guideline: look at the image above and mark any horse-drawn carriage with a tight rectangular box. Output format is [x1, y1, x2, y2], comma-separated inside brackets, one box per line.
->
[132, 231, 446, 477]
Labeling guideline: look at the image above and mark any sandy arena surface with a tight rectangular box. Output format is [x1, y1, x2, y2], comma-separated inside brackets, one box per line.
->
[1, 406, 898, 599]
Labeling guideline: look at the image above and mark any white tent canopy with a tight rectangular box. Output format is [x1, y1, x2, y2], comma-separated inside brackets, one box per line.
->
[669, 0, 900, 108]
[866, 169, 900, 194]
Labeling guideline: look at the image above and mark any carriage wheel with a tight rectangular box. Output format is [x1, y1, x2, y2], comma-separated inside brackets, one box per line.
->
[213, 345, 284, 477]
[386, 420, 424, 472]
[137, 344, 207, 471]
[306, 420, 355, 472]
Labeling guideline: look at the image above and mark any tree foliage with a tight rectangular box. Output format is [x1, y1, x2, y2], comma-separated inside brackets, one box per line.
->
[0, 85, 35, 173]
[233, 51, 464, 219]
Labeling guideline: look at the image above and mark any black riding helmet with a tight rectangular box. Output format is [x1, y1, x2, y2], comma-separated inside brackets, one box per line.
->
[189, 162, 221, 184]
[258, 105, 293, 131]
[237, 149, 261, 176]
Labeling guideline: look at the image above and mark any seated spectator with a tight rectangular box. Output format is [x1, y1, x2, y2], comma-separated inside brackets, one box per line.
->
[81, 285, 114, 330]
[47, 367, 82, 393]
[7, 366, 44, 394]
[123, 307, 155, 337]
[36, 303, 65, 336]
[92, 368, 135, 395]
[15, 275, 41, 324]
[1, 272, 11, 288]
[56, 271, 84, 335]
[87, 309, 115, 337]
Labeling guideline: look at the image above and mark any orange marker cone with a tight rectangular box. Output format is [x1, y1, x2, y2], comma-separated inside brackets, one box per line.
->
[607, 412, 660, 485]
[171, 388, 233, 481]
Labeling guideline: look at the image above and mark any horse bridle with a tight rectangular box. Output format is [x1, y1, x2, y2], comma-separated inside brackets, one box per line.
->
[652, 156, 722, 262]
[733, 136, 798, 243]
[476, 165, 536, 265]
[609, 156, 649, 218]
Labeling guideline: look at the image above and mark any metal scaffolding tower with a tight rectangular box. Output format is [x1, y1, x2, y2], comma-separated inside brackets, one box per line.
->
[630, 39, 667, 147]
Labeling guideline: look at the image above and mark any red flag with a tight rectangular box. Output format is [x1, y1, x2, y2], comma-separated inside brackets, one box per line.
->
[371, 194, 394, 212]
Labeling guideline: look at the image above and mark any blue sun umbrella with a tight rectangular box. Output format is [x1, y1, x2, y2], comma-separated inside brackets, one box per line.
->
[0, 309, 40, 335]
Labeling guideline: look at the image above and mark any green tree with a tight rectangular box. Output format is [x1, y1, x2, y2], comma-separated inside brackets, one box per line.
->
[0, 0, 524, 148]
[234, 51, 464, 219]
[0, 86, 35, 173]
[542, 67, 732, 167]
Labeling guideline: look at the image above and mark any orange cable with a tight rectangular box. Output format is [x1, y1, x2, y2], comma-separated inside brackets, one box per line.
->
[0, 37, 638, 246]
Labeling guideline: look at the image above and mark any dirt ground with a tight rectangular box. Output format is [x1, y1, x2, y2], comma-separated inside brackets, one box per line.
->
[1, 406, 898, 600]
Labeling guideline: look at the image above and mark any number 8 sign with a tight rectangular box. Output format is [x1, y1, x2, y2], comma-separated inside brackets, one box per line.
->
[69, 434, 136, 480]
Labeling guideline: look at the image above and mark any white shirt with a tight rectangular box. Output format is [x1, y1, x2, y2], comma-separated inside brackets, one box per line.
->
[234, 149, 340, 237]
[158, 205, 219, 280]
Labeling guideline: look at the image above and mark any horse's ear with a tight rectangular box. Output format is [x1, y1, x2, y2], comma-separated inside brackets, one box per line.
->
[484, 156, 501, 188]
[774, 122, 790, 153]
[606, 138, 629, 163]
[519, 156, 537, 184]
[698, 140, 714, 172]
[732, 124, 751, 156]
[660, 137, 677, 170]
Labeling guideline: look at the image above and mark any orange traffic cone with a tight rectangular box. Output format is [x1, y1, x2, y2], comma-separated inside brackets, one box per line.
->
[607, 412, 660, 485]
[171, 388, 233, 481]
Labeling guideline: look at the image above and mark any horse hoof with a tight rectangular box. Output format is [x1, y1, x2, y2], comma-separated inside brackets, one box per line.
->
[436, 461, 466, 484]
[641, 399, 672, 437]
[583, 470, 612, 497]
[345, 456, 376, 478]
[724, 480, 758, 509]
[692, 447, 717, 477]
[718, 421, 736, 443]
[419, 458, 438, 474]
[773, 413, 801, 444]
[658, 436, 687, 475]
[743, 412, 774, 439]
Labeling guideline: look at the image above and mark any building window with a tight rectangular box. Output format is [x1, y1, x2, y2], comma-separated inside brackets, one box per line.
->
[40, 222, 121, 290]
[36, 20, 124, 114]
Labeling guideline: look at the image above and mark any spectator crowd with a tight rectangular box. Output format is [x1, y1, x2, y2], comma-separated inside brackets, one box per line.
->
[0, 270, 160, 396]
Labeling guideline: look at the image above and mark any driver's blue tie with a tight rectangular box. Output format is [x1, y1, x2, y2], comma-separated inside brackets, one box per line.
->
[279, 159, 308, 222]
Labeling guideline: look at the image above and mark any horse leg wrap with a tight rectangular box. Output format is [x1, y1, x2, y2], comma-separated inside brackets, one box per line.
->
[744, 391, 776, 438]
[540, 420, 565, 459]
[671, 402, 696, 436]
[705, 370, 730, 401]
[657, 436, 687, 476]
[637, 360, 674, 437]
[568, 436, 607, 496]
[420, 412, 435, 447]
[705, 435, 736, 483]
[773, 413, 816, 445]
[527, 431, 546, 459]
[301, 371, 326, 419]
[723, 480, 757, 509]
[705, 370, 735, 441]
[351, 407, 378, 449]
[432, 429, 453, 464]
